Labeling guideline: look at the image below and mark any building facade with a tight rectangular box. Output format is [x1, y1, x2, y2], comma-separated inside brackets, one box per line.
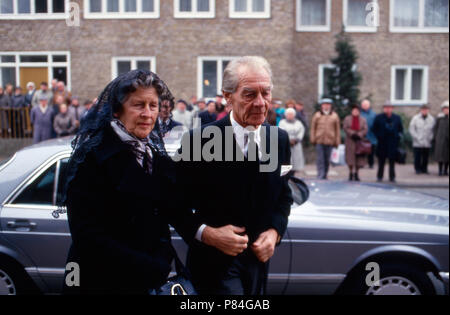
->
[0, 0, 449, 115]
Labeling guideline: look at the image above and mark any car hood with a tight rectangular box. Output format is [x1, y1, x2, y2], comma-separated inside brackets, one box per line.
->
[290, 180, 449, 234]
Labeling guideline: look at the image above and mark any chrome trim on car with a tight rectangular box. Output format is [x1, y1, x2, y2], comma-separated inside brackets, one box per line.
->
[268, 273, 346, 282]
[0, 153, 16, 173]
[2, 151, 72, 206]
[440, 272, 449, 281]
[283, 239, 446, 246]
[25, 267, 65, 276]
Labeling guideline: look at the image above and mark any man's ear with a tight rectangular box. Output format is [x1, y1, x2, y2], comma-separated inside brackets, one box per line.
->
[223, 91, 233, 106]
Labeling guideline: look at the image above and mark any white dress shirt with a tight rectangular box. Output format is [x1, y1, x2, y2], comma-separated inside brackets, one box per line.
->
[195, 111, 264, 241]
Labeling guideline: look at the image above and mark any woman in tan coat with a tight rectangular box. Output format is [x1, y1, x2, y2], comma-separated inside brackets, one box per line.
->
[344, 105, 368, 181]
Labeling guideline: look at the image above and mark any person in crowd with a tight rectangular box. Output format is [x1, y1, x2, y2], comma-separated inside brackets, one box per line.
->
[53, 103, 77, 137]
[63, 70, 200, 295]
[154, 98, 182, 138]
[199, 100, 217, 126]
[343, 105, 368, 181]
[310, 98, 341, 180]
[285, 99, 296, 109]
[30, 95, 54, 144]
[4, 84, 13, 99]
[0, 86, 12, 136]
[434, 101, 449, 176]
[24, 82, 36, 107]
[176, 56, 292, 295]
[69, 97, 86, 131]
[216, 101, 227, 121]
[51, 78, 58, 93]
[265, 101, 277, 126]
[32, 82, 53, 108]
[215, 94, 224, 106]
[373, 101, 404, 183]
[273, 99, 285, 125]
[409, 104, 435, 175]
[12, 86, 25, 108]
[172, 99, 193, 130]
[360, 99, 377, 169]
[294, 100, 309, 130]
[279, 108, 305, 172]
[188, 95, 197, 112]
[192, 98, 207, 128]
[53, 81, 72, 105]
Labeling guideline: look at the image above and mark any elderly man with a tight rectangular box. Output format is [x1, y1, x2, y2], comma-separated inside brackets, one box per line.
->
[53, 81, 72, 105]
[409, 104, 435, 175]
[24, 82, 36, 107]
[31, 82, 53, 108]
[360, 99, 378, 168]
[30, 95, 54, 144]
[310, 99, 341, 180]
[176, 56, 293, 295]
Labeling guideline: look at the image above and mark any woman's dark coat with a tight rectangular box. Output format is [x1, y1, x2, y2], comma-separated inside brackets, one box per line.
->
[434, 114, 449, 163]
[64, 126, 199, 294]
[373, 113, 404, 159]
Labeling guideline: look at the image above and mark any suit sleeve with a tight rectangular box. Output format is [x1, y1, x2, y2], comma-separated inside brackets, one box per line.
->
[310, 114, 317, 144]
[270, 131, 293, 241]
[66, 156, 171, 285]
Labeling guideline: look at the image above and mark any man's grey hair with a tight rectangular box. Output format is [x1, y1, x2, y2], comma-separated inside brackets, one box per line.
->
[222, 56, 273, 94]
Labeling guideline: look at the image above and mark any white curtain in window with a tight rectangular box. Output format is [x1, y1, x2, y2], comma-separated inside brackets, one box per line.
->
[90, 0, 102, 12]
[0, 0, 13, 14]
[235, 0, 247, 12]
[347, 0, 372, 26]
[142, 0, 154, 12]
[394, 0, 419, 27]
[125, 0, 137, 12]
[197, 0, 209, 12]
[301, 0, 326, 26]
[425, 0, 449, 27]
[107, 0, 119, 12]
[411, 69, 423, 100]
[252, 0, 264, 12]
[395, 69, 406, 100]
[18, 0, 31, 13]
[180, 0, 192, 11]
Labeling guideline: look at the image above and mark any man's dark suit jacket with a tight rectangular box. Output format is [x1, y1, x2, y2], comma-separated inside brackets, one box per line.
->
[176, 114, 293, 278]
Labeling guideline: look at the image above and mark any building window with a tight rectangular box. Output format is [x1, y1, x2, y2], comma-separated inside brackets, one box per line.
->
[0, 51, 71, 91]
[84, 0, 160, 19]
[0, 0, 69, 19]
[318, 64, 335, 100]
[343, 0, 378, 32]
[174, 0, 215, 18]
[197, 57, 238, 99]
[296, 0, 331, 32]
[229, 0, 270, 19]
[391, 66, 429, 105]
[390, 0, 449, 33]
[111, 57, 156, 80]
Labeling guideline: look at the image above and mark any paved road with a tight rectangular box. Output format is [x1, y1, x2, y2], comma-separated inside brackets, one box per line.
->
[408, 188, 449, 200]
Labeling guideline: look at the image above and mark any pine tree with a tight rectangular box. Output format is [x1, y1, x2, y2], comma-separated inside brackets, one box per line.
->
[325, 29, 362, 120]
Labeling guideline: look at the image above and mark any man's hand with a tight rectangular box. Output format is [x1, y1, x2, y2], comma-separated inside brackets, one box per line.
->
[251, 229, 279, 263]
[202, 225, 248, 257]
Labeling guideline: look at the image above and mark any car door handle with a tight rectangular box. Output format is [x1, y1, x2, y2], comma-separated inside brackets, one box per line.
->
[7, 220, 37, 231]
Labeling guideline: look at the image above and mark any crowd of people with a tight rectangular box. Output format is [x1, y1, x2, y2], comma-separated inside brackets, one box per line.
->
[0, 80, 95, 143]
[1, 80, 449, 181]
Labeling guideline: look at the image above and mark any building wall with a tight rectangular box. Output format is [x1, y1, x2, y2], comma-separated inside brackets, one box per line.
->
[0, 0, 448, 117]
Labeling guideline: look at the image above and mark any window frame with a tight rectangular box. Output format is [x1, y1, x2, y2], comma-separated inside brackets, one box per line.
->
[84, 0, 160, 19]
[296, 0, 331, 32]
[229, 0, 271, 19]
[343, 0, 379, 33]
[174, 0, 215, 18]
[0, 0, 70, 20]
[318, 64, 335, 101]
[390, 65, 429, 106]
[197, 56, 239, 100]
[389, 0, 449, 33]
[0, 51, 71, 91]
[111, 56, 156, 80]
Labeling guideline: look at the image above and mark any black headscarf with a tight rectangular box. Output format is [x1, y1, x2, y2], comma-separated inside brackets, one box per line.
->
[58, 70, 174, 210]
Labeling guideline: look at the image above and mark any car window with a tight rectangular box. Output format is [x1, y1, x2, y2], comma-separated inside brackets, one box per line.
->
[13, 163, 56, 206]
[56, 158, 70, 205]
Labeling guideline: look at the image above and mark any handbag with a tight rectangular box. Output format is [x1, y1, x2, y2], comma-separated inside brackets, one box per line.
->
[149, 245, 197, 296]
[396, 148, 407, 164]
[355, 139, 372, 156]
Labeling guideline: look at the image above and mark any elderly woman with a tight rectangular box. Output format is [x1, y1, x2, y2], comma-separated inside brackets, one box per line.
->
[343, 105, 368, 181]
[279, 108, 305, 172]
[63, 70, 200, 294]
[53, 103, 77, 137]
